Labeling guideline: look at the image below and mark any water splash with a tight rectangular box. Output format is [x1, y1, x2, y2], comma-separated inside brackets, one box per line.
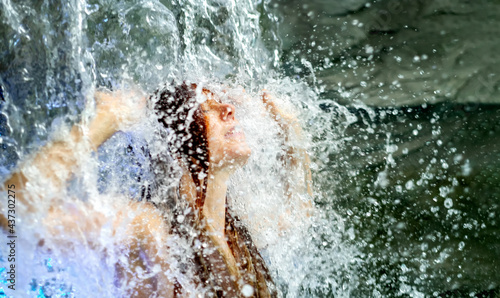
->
[0, 0, 360, 297]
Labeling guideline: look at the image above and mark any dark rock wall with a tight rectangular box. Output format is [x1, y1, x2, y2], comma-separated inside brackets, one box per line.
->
[275, 0, 500, 107]
[272, 0, 500, 295]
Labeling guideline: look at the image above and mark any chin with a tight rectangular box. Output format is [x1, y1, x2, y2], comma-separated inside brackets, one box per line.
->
[228, 145, 252, 166]
[212, 145, 251, 170]
[237, 146, 252, 165]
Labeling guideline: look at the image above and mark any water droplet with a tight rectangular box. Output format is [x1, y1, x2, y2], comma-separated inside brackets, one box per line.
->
[405, 180, 414, 190]
[461, 159, 472, 176]
[241, 284, 254, 297]
[365, 45, 374, 54]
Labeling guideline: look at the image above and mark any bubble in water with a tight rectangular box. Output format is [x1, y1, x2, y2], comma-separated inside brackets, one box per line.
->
[241, 284, 254, 297]
[461, 159, 472, 176]
[444, 198, 453, 209]
[405, 180, 414, 190]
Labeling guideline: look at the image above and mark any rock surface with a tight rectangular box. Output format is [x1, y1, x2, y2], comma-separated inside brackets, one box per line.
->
[274, 0, 500, 107]
[273, 0, 500, 295]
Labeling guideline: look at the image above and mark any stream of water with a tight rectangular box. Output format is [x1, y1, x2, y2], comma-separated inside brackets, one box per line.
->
[1, 0, 499, 297]
[0, 0, 360, 297]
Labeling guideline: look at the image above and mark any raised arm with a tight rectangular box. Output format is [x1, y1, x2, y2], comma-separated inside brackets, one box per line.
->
[261, 91, 314, 217]
[1, 89, 174, 296]
[0, 90, 144, 230]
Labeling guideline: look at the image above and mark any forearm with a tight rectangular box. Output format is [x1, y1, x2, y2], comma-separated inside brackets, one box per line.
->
[265, 98, 313, 195]
[262, 92, 314, 218]
[0, 113, 117, 230]
[283, 141, 314, 218]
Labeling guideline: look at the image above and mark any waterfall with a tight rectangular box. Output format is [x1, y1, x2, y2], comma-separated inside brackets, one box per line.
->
[0, 0, 360, 296]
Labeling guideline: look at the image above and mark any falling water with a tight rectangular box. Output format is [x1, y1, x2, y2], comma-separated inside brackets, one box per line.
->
[2, 0, 500, 297]
[0, 0, 360, 297]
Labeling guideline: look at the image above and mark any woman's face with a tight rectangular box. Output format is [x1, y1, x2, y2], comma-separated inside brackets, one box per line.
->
[201, 91, 251, 171]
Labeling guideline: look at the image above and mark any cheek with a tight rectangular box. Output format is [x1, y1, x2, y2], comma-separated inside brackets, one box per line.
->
[206, 124, 226, 162]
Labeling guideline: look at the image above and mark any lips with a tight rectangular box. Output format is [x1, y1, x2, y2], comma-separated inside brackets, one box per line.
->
[225, 126, 244, 139]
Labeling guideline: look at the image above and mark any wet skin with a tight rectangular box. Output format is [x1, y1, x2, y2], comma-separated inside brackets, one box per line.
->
[201, 92, 252, 171]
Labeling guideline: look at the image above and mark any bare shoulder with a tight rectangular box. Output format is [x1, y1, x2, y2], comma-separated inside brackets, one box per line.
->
[112, 199, 175, 297]
[116, 200, 170, 244]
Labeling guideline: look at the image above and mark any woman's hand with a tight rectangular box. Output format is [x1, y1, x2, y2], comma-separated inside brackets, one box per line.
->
[261, 91, 299, 131]
[261, 91, 305, 167]
[88, 89, 146, 149]
[223, 87, 313, 199]
[260, 91, 314, 205]
[94, 89, 146, 128]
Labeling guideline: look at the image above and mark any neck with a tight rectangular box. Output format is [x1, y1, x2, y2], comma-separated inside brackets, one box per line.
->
[202, 168, 231, 239]
[200, 167, 242, 280]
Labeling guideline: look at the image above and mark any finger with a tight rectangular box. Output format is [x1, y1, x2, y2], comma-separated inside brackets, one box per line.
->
[261, 93, 278, 114]
[94, 90, 119, 108]
[261, 91, 277, 109]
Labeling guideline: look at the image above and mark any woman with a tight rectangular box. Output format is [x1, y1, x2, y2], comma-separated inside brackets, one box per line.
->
[0, 82, 312, 297]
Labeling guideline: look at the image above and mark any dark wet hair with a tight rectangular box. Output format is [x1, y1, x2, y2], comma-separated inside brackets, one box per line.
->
[152, 82, 209, 211]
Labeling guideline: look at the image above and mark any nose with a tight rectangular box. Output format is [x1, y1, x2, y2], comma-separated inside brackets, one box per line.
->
[221, 103, 236, 121]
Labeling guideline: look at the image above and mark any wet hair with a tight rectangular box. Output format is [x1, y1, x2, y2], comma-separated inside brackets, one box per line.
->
[152, 82, 209, 211]
[150, 83, 278, 294]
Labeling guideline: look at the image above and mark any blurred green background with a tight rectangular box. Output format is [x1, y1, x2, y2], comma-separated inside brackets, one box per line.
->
[270, 0, 500, 295]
